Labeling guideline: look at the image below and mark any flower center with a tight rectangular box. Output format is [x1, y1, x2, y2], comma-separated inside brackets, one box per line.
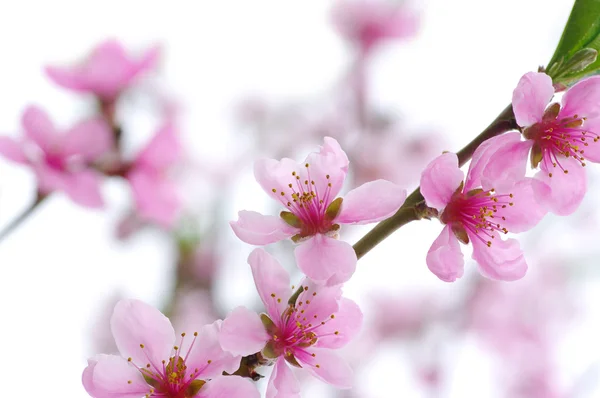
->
[263, 285, 340, 367]
[440, 188, 513, 247]
[272, 163, 339, 237]
[125, 332, 209, 398]
[523, 103, 598, 176]
[44, 152, 67, 171]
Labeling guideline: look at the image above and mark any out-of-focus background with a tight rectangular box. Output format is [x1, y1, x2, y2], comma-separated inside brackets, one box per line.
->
[2, 0, 600, 397]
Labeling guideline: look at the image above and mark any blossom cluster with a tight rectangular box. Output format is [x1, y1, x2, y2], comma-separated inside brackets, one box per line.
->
[0, 1, 594, 397]
[81, 64, 600, 396]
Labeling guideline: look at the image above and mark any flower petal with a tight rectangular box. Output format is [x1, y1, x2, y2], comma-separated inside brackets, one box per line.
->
[61, 118, 113, 161]
[294, 235, 357, 285]
[248, 248, 292, 316]
[304, 136, 349, 199]
[535, 156, 587, 216]
[471, 234, 527, 281]
[110, 299, 175, 369]
[230, 210, 296, 245]
[266, 359, 301, 398]
[560, 75, 600, 120]
[420, 152, 463, 210]
[135, 123, 181, 170]
[336, 179, 406, 225]
[465, 132, 519, 191]
[296, 348, 353, 389]
[21, 105, 56, 152]
[496, 178, 548, 233]
[185, 320, 242, 379]
[254, 157, 306, 203]
[314, 298, 362, 349]
[426, 225, 464, 282]
[128, 169, 180, 227]
[294, 278, 342, 323]
[220, 306, 269, 357]
[89, 354, 150, 398]
[0, 136, 28, 164]
[45, 65, 87, 92]
[62, 170, 105, 208]
[198, 375, 260, 398]
[512, 72, 554, 127]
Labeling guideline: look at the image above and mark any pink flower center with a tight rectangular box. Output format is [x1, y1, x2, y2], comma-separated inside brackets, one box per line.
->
[524, 106, 599, 176]
[126, 332, 208, 398]
[44, 152, 67, 171]
[440, 188, 514, 248]
[272, 163, 337, 237]
[265, 285, 339, 367]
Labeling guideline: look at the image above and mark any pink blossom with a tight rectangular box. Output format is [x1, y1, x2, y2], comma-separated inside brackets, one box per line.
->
[45, 39, 159, 101]
[0, 105, 112, 207]
[420, 149, 548, 282]
[481, 72, 600, 215]
[126, 122, 182, 228]
[330, 0, 419, 53]
[219, 249, 363, 397]
[82, 299, 258, 398]
[230, 137, 406, 285]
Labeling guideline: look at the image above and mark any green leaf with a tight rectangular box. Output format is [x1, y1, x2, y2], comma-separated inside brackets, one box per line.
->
[547, 0, 600, 83]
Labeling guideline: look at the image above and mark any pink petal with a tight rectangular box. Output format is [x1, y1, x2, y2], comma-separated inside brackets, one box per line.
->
[254, 157, 306, 203]
[293, 278, 341, 323]
[577, 125, 600, 162]
[220, 306, 269, 357]
[89, 354, 150, 398]
[44, 65, 87, 92]
[336, 179, 406, 225]
[128, 169, 180, 227]
[21, 105, 56, 153]
[266, 359, 301, 398]
[426, 225, 464, 282]
[471, 235, 527, 281]
[62, 170, 105, 208]
[420, 152, 464, 210]
[465, 132, 523, 191]
[0, 136, 28, 164]
[296, 348, 353, 389]
[198, 375, 260, 398]
[34, 164, 67, 194]
[248, 248, 292, 316]
[304, 136, 350, 199]
[512, 72, 554, 127]
[464, 131, 531, 192]
[314, 298, 362, 349]
[496, 178, 548, 233]
[560, 76, 600, 120]
[110, 299, 175, 370]
[185, 320, 242, 379]
[294, 235, 357, 285]
[535, 156, 587, 216]
[131, 45, 161, 77]
[230, 210, 296, 245]
[61, 117, 113, 161]
[135, 123, 181, 171]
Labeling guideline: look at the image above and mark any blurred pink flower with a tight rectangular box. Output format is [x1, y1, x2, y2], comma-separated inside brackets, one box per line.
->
[220, 249, 363, 397]
[482, 72, 600, 215]
[82, 299, 258, 398]
[420, 149, 548, 282]
[126, 122, 182, 228]
[351, 128, 446, 187]
[231, 137, 406, 285]
[45, 39, 160, 101]
[0, 105, 112, 207]
[331, 0, 419, 52]
[171, 290, 218, 335]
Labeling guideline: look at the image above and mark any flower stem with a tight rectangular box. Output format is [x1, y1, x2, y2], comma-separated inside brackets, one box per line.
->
[353, 104, 517, 260]
[0, 192, 48, 243]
